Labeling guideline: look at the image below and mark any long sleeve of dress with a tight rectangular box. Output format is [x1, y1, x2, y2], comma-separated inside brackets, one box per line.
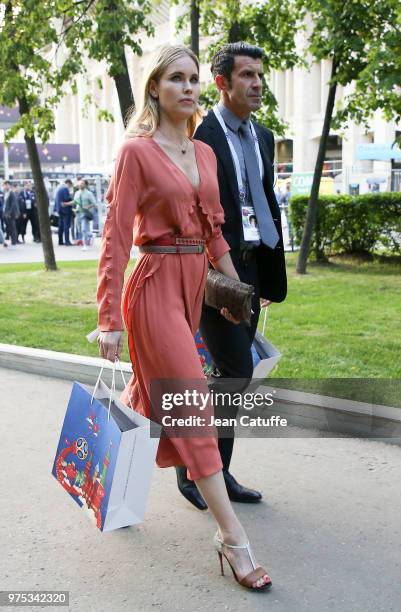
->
[97, 142, 140, 331]
[205, 209, 230, 264]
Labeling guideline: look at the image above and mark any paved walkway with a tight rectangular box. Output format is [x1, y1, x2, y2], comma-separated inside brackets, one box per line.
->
[0, 230, 101, 264]
[1, 367, 401, 611]
[0, 232, 138, 264]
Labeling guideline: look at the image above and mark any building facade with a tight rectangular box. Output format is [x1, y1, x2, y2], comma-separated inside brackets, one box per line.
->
[3, 1, 401, 195]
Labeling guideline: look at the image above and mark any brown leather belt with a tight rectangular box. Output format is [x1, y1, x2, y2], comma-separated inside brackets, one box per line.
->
[139, 236, 206, 255]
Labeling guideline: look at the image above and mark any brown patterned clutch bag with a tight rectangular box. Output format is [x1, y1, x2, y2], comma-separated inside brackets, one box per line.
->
[205, 270, 255, 326]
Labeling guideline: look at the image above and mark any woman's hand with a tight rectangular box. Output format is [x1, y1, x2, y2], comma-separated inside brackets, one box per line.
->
[212, 252, 240, 282]
[98, 330, 123, 362]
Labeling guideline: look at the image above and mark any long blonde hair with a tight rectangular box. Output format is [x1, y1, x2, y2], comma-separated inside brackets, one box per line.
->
[125, 44, 203, 139]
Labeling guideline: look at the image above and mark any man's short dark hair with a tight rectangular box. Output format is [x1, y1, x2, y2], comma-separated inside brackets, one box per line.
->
[65, 179, 73, 186]
[211, 42, 264, 84]
[3, 180, 11, 186]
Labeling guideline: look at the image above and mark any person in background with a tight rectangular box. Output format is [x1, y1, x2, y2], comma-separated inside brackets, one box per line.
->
[3, 181, 20, 249]
[0, 187, 5, 234]
[279, 181, 292, 207]
[274, 184, 283, 204]
[71, 176, 82, 243]
[0, 213, 6, 247]
[74, 179, 96, 250]
[16, 184, 28, 243]
[55, 179, 74, 246]
[89, 185, 100, 233]
[19, 181, 40, 243]
[279, 182, 292, 250]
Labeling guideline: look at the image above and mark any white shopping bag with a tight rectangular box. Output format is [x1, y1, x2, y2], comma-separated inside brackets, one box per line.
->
[93, 378, 161, 531]
[247, 309, 282, 392]
[252, 332, 282, 379]
[52, 361, 160, 532]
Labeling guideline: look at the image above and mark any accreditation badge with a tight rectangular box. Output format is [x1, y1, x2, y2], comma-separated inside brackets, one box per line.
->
[25, 199, 32, 210]
[241, 205, 261, 242]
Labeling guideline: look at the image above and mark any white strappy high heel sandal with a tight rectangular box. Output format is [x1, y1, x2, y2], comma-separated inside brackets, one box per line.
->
[213, 531, 272, 591]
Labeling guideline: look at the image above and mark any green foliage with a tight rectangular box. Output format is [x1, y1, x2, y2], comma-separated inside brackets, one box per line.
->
[289, 193, 401, 259]
[192, 0, 299, 68]
[295, 0, 400, 130]
[173, 0, 301, 133]
[0, 0, 82, 141]
[77, 0, 154, 77]
[0, 0, 154, 144]
[199, 82, 219, 110]
[333, 0, 401, 128]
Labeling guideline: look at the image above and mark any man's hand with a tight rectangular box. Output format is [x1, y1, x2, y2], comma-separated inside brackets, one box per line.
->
[260, 299, 272, 308]
[220, 307, 240, 324]
[98, 331, 123, 362]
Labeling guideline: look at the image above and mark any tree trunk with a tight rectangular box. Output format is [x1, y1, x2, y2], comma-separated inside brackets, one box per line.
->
[112, 50, 135, 127]
[228, 21, 241, 43]
[190, 0, 199, 57]
[296, 58, 338, 274]
[18, 97, 57, 271]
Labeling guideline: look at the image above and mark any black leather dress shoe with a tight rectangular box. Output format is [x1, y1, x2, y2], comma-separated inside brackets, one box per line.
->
[176, 466, 208, 511]
[223, 470, 262, 503]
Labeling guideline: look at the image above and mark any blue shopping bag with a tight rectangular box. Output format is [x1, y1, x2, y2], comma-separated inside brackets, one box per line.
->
[195, 329, 213, 375]
[52, 367, 160, 531]
[195, 311, 281, 381]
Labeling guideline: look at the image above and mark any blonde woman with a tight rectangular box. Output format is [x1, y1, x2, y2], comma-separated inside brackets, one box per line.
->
[97, 44, 272, 591]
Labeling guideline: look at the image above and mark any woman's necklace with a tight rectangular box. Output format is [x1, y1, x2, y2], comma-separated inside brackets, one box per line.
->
[180, 138, 189, 155]
[158, 129, 190, 155]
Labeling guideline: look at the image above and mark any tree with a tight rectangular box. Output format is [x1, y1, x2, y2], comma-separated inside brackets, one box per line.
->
[74, 0, 154, 126]
[0, 0, 84, 270]
[190, 0, 200, 57]
[335, 0, 401, 129]
[295, 0, 399, 274]
[0, 0, 155, 271]
[173, 0, 300, 136]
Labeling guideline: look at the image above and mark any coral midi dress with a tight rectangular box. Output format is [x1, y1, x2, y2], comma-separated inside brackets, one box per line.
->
[97, 136, 230, 480]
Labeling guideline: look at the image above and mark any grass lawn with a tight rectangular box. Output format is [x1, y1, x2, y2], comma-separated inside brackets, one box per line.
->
[0, 254, 400, 382]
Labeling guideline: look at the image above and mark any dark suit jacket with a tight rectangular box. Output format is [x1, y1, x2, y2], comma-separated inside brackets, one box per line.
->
[19, 189, 36, 213]
[4, 191, 20, 220]
[194, 109, 287, 302]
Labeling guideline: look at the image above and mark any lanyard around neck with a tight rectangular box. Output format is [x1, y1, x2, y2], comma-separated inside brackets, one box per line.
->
[213, 105, 264, 200]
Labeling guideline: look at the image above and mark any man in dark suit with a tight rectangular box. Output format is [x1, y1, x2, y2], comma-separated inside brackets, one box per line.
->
[176, 42, 287, 510]
[3, 181, 20, 249]
[55, 179, 74, 246]
[0, 189, 5, 233]
[19, 181, 40, 242]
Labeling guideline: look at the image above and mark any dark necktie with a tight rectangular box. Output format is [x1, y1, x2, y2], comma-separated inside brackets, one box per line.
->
[238, 122, 279, 248]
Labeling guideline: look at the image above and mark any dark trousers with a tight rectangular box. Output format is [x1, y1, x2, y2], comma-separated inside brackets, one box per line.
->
[27, 208, 40, 241]
[199, 254, 261, 472]
[17, 215, 27, 239]
[58, 212, 72, 244]
[5, 217, 18, 245]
